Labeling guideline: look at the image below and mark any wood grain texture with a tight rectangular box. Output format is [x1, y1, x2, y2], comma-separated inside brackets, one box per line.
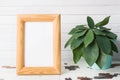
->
[16, 15, 24, 74]
[16, 14, 61, 75]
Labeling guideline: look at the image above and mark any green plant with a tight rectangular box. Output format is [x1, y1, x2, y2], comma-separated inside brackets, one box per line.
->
[64, 16, 118, 68]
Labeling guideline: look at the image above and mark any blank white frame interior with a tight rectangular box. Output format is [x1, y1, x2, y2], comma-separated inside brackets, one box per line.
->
[25, 22, 53, 67]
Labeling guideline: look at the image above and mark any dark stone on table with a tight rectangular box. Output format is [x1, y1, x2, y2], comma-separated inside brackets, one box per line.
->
[111, 63, 120, 68]
[113, 73, 119, 77]
[65, 77, 72, 80]
[94, 73, 119, 79]
[64, 63, 68, 65]
[65, 65, 79, 71]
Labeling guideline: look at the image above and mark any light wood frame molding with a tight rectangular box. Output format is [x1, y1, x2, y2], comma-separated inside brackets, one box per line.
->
[16, 14, 61, 75]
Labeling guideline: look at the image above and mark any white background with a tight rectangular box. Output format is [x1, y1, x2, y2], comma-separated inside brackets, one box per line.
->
[0, 0, 120, 66]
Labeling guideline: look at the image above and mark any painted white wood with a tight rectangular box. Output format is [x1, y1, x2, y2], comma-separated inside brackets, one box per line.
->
[0, 60, 120, 80]
[0, 6, 120, 15]
[0, 55, 15, 66]
[62, 15, 120, 24]
[0, 0, 120, 68]
[1, 0, 120, 6]
[24, 22, 53, 67]
[1, 15, 120, 25]
[61, 23, 120, 33]
[0, 23, 120, 33]
[0, 16, 16, 24]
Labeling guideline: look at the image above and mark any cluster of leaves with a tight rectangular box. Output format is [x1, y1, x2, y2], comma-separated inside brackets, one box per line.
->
[64, 16, 118, 68]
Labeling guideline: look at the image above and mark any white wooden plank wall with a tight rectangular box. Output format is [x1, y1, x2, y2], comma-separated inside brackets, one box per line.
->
[0, 0, 120, 66]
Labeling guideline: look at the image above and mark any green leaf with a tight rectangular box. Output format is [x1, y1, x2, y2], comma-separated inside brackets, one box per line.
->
[95, 16, 110, 27]
[84, 29, 94, 47]
[96, 36, 111, 54]
[64, 36, 74, 48]
[68, 28, 77, 35]
[75, 25, 87, 30]
[93, 29, 106, 36]
[74, 30, 87, 39]
[87, 16, 95, 29]
[94, 29, 117, 39]
[71, 37, 84, 50]
[110, 39, 116, 43]
[105, 31, 117, 39]
[83, 42, 99, 66]
[75, 30, 85, 33]
[96, 50, 108, 69]
[73, 45, 83, 63]
[99, 26, 111, 31]
[68, 26, 87, 35]
[111, 41, 118, 53]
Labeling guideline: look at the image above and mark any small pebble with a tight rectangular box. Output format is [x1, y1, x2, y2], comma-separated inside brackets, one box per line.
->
[113, 73, 118, 77]
[94, 73, 119, 79]
[65, 77, 72, 80]
[65, 65, 79, 71]
[111, 64, 120, 68]
[64, 63, 68, 65]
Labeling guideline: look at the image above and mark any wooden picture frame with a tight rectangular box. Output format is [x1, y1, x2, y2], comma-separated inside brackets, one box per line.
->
[16, 14, 61, 75]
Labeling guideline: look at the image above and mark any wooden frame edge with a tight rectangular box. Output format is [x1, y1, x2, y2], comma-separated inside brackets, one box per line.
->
[16, 14, 61, 75]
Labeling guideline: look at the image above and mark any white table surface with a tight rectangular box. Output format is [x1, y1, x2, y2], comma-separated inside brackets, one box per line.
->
[0, 58, 120, 80]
